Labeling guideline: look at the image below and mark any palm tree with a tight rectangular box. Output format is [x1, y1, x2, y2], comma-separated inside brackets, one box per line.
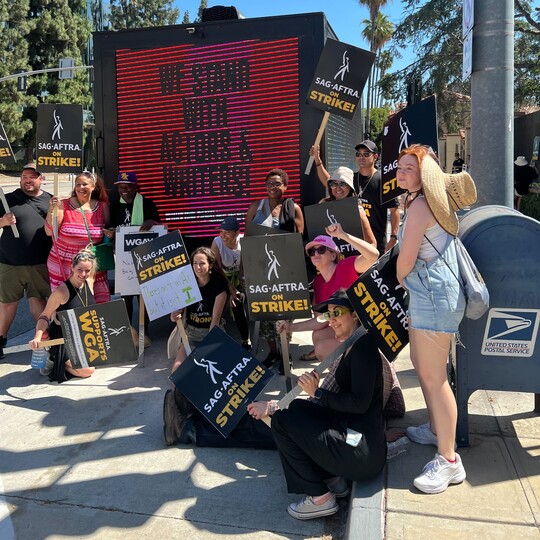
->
[375, 49, 393, 107]
[361, 11, 394, 135]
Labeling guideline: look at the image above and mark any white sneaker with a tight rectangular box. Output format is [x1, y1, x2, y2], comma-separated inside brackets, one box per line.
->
[406, 422, 438, 446]
[287, 494, 338, 520]
[413, 453, 466, 494]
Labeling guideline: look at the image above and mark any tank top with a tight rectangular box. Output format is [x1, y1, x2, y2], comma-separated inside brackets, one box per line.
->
[58, 279, 96, 312]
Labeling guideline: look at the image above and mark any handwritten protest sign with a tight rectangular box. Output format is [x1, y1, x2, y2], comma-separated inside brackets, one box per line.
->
[130, 230, 201, 320]
[347, 244, 409, 361]
[115, 225, 167, 295]
[306, 38, 375, 120]
[380, 96, 438, 204]
[241, 233, 311, 320]
[170, 326, 273, 438]
[57, 299, 136, 369]
[304, 198, 364, 257]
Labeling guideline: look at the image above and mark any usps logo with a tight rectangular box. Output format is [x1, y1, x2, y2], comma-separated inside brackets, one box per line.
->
[481, 308, 540, 357]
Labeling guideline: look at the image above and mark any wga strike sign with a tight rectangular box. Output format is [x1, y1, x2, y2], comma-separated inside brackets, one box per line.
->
[380, 96, 438, 204]
[307, 38, 375, 120]
[36, 104, 83, 172]
[347, 245, 409, 361]
[57, 299, 137, 369]
[130, 230, 202, 320]
[241, 233, 311, 320]
[171, 327, 273, 438]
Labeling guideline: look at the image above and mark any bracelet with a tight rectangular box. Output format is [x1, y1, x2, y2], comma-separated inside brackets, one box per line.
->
[37, 315, 50, 326]
[316, 162, 322, 167]
[267, 400, 280, 416]
[390, 234, 398, 239]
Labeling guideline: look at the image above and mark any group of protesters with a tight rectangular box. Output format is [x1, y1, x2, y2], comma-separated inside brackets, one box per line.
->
[1, 138, 478, 518]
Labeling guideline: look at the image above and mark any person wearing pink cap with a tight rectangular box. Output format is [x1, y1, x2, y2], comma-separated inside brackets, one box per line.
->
[277, 223, 378, 362]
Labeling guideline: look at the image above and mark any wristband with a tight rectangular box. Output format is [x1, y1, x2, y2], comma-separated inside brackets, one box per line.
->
[316, 162, 322, 167]
[390, 234, 398, 239]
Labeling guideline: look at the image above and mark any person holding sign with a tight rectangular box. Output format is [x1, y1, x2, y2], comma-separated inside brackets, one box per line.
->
[45, 172, 111, 304]
[0, 164, 52, 359]
[29, 248, 97, 382]
[245, 169, 304, 367]
[107, 171, 161, 346]
[169, 247, 229, 374]
[277, 224, 378, 363]
[210, 217, 250, 350]
[396, 144, 476, 494]
[311, 142, 400, 254]
[268, 290, 386, 520]
[319, 166, 376, 248]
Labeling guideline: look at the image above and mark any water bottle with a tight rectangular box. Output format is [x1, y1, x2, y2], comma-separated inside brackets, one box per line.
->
[31, 348, 48, 369]
[387, 436, 411, 460]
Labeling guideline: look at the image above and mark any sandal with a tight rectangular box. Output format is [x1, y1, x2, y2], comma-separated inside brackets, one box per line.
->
[299, 350, 317, 361]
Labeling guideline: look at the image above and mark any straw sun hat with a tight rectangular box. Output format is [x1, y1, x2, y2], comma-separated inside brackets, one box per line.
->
[421, 155, 477, 236]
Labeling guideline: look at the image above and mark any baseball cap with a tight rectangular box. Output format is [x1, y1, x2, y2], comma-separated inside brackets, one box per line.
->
[22, 163, 42, 175]
[305, 235, 339, 254]
[355, 140, 378, 154]
[115, 172, 138, 184]
[220, 217, 240, 231]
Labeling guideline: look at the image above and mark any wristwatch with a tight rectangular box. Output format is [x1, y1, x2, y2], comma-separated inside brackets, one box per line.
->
[314, 388, 322, 399]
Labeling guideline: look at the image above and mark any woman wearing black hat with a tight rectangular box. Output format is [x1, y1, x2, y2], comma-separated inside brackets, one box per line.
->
[251, 289, 386, 520]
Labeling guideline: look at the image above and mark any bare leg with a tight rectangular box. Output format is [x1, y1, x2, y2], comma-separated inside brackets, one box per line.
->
[171, 344, 187, 374]
[0, 301, 19, 336]
[409, 328, 456, 460]
[312, 326, 340, 360]
[28, 297, 47, 321]
[65, 360, 95, 378]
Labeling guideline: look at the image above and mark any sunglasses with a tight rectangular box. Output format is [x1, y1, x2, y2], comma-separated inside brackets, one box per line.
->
[356, 151, 373, 158]
[266, 181, 284, 188]
[321, 307, 351, 321]
[328, 180, 349, 190]
[307, 246, 330, 257]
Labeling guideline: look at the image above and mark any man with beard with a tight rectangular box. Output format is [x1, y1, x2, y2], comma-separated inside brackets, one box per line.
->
[0, 164, 52, 358]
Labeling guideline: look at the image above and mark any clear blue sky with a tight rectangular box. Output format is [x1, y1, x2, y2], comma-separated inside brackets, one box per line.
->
[174, 0, 413, 73]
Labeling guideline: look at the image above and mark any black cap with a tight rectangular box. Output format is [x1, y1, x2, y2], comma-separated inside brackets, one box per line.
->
[355, 140, 378, 154]
[22, 163, 42, 175]
[312, 288, 353, 313]
[220, 217, 240, 231]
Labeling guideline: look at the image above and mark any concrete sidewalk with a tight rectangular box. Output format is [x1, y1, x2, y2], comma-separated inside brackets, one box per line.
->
[347, 345, 540, 539]
[0, 322, 349, 540]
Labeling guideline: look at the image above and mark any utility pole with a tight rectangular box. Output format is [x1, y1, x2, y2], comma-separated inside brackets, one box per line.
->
[470, 0, 514, 207]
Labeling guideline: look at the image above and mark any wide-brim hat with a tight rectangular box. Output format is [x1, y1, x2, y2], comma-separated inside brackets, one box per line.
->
[329, 167, 355, 194]
[514, 156, 528, 166]
[115, 172, 138, 184]
[312, 289, 353, 313]
[305, 235, 339, 254]
[421, 155, 477, 236]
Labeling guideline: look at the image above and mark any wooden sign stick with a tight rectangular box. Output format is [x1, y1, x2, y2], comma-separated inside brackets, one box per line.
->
[279, 330, 292, 392]
[5, 338, 64, 355]
[137, 295, 145, 367]
[304, 111, 330, 175]
[52, 172, 59, 240]
[176, 319, 191, 355]
[0, 186, 19, 238]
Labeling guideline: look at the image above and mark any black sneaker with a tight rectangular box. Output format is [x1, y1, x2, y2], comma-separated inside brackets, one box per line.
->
[0, 335, 6, 359]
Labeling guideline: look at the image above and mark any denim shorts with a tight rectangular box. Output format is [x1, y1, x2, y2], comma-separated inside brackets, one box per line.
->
[404, 250, 465, 333]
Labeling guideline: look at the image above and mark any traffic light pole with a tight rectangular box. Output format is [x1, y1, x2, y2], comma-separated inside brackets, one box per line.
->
[0, 65, 93, 84]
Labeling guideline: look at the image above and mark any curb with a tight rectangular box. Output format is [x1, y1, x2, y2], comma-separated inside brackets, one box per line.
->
[345, 468, 385, 540]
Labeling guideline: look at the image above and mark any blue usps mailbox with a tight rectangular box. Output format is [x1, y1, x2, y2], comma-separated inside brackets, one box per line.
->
[455, 206, 540, 446]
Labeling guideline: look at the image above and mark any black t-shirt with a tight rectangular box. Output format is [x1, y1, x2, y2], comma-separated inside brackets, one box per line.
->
[109, 194, 160, 228]
[0, 188, 52, 265]
[354, 170, 398, 253]
[514, 165, 538, 195]
[186, 274, 229, 328]
[452, 159, 464, 173]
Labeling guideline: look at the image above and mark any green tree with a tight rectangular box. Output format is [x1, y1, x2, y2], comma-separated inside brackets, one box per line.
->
[369, 106, 392, 148]
[20, 0, 92, 158]
[182, 10, 190, 24]
[195, 0, 207, 23]
[109, 0, 179, 29]
[0, 0, 35, 163]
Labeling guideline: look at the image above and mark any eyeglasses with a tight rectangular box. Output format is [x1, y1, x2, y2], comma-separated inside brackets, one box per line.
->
[328, 180, 349, 190]
[307, 246, 330, 257]
[356, 151, 373, 158]
[266, 181, 284, 188]
[321, 307, 351, 321]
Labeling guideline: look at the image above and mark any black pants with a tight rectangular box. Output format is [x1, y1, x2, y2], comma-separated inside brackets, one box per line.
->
[271, 400, 386, 496]
[231, 299, 249, 342]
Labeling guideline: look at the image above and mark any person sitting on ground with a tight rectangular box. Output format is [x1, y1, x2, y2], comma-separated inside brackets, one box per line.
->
[210, 217, 250, 350]
[29, 248, 97, 382]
